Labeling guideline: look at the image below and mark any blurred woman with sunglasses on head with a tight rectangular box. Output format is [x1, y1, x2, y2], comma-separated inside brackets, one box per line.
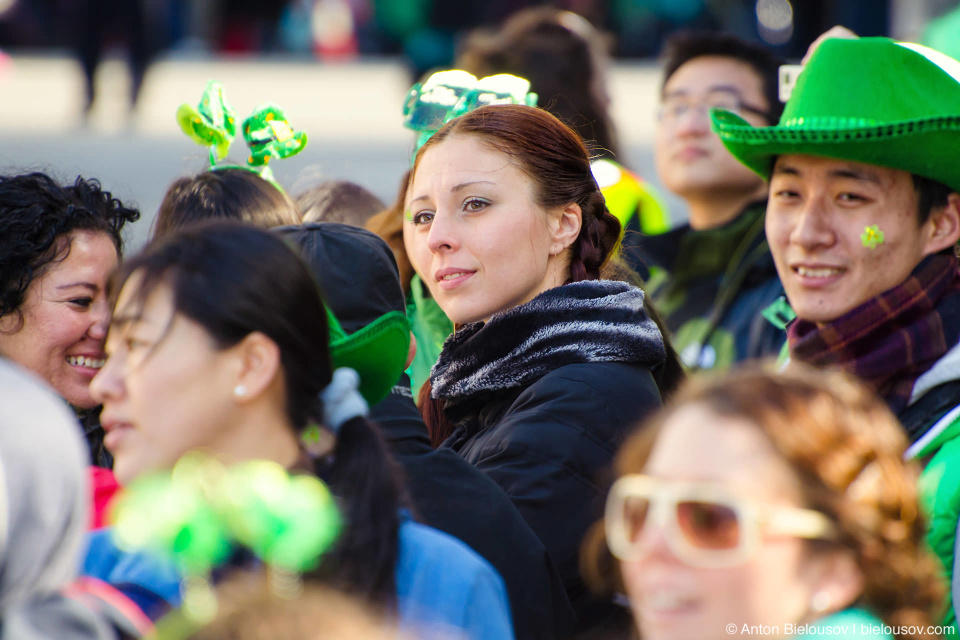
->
[583, 364, 946, 640]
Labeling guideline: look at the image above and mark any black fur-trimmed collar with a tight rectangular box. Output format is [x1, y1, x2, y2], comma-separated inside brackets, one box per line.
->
[430, 280, 666, 402]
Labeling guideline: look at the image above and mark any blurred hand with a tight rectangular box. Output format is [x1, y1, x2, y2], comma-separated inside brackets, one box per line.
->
[802, 26, 859, 65]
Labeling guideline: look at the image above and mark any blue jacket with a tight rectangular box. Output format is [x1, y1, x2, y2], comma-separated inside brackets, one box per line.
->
[82, 519, 514, 640]
[395, 521, 514, 640]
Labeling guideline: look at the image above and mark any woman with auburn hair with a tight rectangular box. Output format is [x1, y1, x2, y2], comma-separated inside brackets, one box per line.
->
[583, 363, 946, 640]
[405, 103, 683, 632]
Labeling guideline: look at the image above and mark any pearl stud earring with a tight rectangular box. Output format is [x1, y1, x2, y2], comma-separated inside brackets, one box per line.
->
[811, 590, 832, 613]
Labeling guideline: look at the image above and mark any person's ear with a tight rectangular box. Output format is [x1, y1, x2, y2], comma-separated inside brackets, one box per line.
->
[230, 331, 282, 404]
[923, 192, 960, 256]
[804, 547, 864, 619]
[550, 202, 583, 255]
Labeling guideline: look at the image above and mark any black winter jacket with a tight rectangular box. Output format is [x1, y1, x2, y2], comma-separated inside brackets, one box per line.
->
[371, 376, 576, 640]
[432, 281, 667, 633]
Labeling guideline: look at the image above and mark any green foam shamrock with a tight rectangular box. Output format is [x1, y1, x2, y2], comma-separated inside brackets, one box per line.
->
[112, 454, 233, 576]
[861, 225, 885, 249]
[111, 453, 342, 582]
[176, 80, 238, 166]
[223, 460, 342, 572]
[242, 104, 308, 177]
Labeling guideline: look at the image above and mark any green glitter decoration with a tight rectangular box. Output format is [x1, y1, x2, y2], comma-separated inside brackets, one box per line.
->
[861, 225, 885, 249]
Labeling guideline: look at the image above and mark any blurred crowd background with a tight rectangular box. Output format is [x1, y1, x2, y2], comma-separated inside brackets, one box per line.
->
[2, 0, 953, 68]
[0, 0, 957, 248]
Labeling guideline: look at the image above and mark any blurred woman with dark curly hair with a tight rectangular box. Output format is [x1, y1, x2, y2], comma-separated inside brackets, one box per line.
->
[583, 363, 947, 640]
[0, 172, 140, 466]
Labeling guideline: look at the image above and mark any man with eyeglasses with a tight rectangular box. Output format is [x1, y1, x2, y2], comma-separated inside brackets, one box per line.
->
[633, 31, 786, 372]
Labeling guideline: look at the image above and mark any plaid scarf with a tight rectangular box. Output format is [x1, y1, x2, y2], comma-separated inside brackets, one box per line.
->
[788, 254, 960, 415]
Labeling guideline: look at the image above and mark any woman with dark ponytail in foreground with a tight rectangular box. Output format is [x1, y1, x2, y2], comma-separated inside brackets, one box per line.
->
[404, 103, 682, 633]
[84, 222, 514, 640]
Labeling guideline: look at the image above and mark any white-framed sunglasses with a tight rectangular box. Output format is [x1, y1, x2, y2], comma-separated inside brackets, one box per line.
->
[605, 475, 837, 569]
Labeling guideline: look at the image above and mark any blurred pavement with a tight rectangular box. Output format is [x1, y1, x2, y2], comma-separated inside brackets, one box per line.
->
[0, 53, 679, 250]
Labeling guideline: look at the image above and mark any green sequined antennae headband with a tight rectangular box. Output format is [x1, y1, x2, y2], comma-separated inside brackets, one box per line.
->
[176, 81, 308, 187]
[402, 70, 538, 158]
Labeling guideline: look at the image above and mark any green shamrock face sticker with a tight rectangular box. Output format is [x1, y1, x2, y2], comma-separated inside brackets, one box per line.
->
[861, 225, 885, 249]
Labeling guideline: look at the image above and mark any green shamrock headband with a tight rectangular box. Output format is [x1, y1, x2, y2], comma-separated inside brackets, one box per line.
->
[176, 80, 308, 185]
[402, 71, 538, 156]
[111, 453, 341, 624]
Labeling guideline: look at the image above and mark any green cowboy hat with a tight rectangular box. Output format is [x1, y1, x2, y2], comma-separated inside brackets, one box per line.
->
[711, 37, 960, 193]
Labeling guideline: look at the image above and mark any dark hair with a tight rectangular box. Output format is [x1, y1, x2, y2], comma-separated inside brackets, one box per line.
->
[297, 180, 385, 228]
[411, 105, 684, 445]
[661, 30, 786, 123]
[111, 222, 402, 606]
[912, 174, 954, 226]
[153, 168, 300, 240]
[0, 172, 140, 329]
[457, 6, 621, 159]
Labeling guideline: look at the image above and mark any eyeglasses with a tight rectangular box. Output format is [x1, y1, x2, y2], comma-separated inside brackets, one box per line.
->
[605, 475, 836, 568]
[658, 93, 771, 124]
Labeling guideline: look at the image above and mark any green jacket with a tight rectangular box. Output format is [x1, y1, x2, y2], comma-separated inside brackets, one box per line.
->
[903, 342, 960, 633]
[406, 274, 454, 400]
[794, 608, 891, 639]
[641, 201, 786, 371]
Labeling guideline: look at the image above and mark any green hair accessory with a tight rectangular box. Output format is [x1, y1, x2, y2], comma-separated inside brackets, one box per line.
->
[403, 70, 538, 156]
[861, 225, 885, 249]
[111, 453, 342, 622]
[176, 81, 238, 167]
[449, 73, 539, 119]
[176, 82, 307, 187]
[242, 104, 308, 183]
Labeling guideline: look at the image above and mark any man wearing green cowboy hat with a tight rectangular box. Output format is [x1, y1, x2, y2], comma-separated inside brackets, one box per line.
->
[713, 35, 960, 628]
